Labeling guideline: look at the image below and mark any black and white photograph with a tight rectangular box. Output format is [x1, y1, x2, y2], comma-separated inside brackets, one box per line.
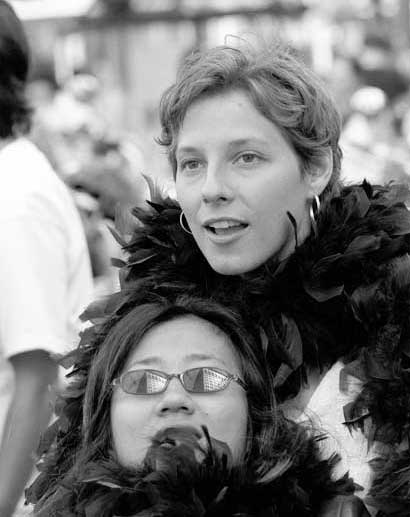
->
[0, 1, 410, 515]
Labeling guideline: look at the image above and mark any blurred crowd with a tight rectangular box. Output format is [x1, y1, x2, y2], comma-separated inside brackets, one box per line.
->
[27, 71, 150, 297]
[334, 36, 410, 186]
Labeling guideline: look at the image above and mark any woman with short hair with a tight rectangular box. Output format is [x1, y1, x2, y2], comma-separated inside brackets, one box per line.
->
[108, 41, 410, 514]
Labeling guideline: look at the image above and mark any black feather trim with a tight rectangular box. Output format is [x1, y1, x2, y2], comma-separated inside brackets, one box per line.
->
[367, 449, 410, 516]
[26, 180, 410, 515]
[114, 181, 410, 514]
[28, 426, 356, 517]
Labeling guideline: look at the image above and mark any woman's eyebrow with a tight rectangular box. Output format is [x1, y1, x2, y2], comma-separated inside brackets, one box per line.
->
[128, 356, 164, 368]
[184, 353, 229, 367]
[176, 138, 268, 159]
[227, 137, 267, 149]
[176, 145, 200, 156]
[128, 354, 229, 369]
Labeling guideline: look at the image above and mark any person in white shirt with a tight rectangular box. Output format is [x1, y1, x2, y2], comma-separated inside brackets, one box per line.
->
[0, 2, 93, 515]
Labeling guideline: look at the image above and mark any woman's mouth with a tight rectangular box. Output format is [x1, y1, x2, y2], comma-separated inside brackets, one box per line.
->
[144, 426, 211, 469]
[154, 425, 203, 448]
[156, 425, 203, 442]
[204, 219, 249, 239]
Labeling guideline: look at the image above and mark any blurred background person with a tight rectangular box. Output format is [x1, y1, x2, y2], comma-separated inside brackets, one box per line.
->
[0, 2, 93, 515]
[67, 128, 149, 296]
[340, 85, 410, 184]
[29, 67, 149, 295]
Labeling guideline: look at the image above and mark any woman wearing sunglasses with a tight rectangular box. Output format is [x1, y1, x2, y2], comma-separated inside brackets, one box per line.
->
[27, 294, 368, 516]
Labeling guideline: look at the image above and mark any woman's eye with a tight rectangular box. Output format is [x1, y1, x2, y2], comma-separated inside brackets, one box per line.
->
[179, 159, 202, 172]
[236, 153, 260, 165]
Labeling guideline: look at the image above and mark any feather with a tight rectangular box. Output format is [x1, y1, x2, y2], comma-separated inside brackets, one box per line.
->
[26, 181, 410, 515]
[28, 427, 356, 517]
[367, 449, 410, 515]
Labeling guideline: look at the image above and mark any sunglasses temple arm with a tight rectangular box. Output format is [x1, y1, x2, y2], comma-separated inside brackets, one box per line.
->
[232, 375, 247, 390]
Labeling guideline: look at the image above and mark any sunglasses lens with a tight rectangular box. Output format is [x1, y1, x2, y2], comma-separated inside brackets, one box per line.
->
[122, 370, 167, 394]
[183, 367, 229, 393]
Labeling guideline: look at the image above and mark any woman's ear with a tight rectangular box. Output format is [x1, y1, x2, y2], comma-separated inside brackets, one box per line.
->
[306, 147, 333, 197]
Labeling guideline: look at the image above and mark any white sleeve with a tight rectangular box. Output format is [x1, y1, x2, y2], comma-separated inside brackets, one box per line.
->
[0, 214, 69, 359]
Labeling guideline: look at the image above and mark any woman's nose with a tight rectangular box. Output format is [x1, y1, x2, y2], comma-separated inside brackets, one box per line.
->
[201, 166, 233, 204]
[156, 377, 195, 415]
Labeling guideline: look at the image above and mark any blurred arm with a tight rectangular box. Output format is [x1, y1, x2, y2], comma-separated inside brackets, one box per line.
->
[0, 350, 57, 517]
[0, 212, 68, 516]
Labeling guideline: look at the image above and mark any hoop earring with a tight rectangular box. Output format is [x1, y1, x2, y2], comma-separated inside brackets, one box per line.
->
[179, 211, 192, 235]
[309, 195, 321, 237]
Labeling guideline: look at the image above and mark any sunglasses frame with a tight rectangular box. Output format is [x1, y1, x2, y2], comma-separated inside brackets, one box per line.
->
[111, 366, 246, 395]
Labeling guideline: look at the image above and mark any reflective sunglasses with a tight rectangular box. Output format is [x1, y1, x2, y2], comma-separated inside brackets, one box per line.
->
[112, 366, 246, 395]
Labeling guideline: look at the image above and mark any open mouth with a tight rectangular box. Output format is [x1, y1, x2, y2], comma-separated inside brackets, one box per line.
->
[206, 221, 248, 236]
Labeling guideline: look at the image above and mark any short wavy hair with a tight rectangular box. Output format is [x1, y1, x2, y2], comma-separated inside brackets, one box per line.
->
[159, 41, 342, 194]
[0, 0, 32, 137]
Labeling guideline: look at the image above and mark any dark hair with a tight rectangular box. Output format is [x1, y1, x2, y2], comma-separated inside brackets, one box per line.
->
[159, 41, 342, 195]
[31, 294, 293, 508]
[84, 296, 277, 463]
[0, 0, 32, 137]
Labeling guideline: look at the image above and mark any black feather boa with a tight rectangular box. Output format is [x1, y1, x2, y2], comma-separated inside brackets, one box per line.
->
[27, 180, 410, 515]
[105, 180, 410, 514]
[28, 426, 356, 516]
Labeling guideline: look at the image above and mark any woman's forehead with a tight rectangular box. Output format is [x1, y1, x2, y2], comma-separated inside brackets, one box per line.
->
[176, 90, 285, 153]
[125, 315, 241, 370]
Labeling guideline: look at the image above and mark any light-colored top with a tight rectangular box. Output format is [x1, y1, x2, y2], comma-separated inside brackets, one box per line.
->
[0, 138, 93, 443]
[284, 361, 378, 515]
[303, 362, 374, 484]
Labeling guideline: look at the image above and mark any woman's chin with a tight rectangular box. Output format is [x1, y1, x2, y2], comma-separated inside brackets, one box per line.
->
[207, 256, 260, 276]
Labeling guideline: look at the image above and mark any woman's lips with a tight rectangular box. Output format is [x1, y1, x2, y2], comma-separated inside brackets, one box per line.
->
[154, 425, 203, 446]
[204, 223, 249, 243]
[207, 223, 248, 236]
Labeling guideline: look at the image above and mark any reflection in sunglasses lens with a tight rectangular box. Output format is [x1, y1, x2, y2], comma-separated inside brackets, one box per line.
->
[184, 368, 228, 392]
[124, 371, 167, 394]
[122, 368, 230, 394]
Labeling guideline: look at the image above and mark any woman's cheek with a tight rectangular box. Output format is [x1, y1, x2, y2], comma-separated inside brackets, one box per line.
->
[110, 396, 152, 467]
[204, 395, 248, 462]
